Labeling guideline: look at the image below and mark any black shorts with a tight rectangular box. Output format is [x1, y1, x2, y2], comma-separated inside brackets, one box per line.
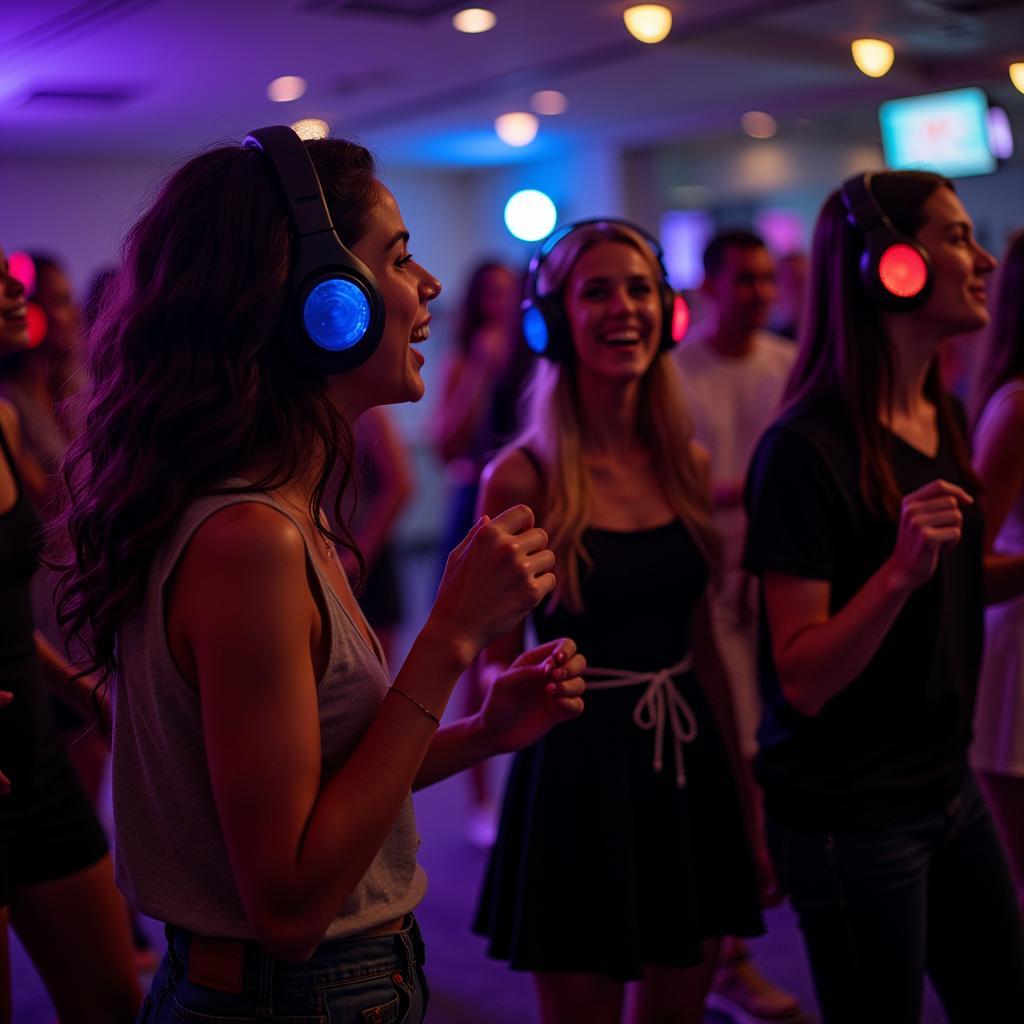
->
[0, 662, 108, 906]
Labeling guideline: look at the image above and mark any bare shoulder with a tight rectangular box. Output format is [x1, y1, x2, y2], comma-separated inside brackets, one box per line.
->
[181, 501, 308, 588]
[479, 447, 545, 520]
[977, 383, 1024, 456]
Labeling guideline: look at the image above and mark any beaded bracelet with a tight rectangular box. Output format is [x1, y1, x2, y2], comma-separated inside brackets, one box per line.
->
[389, 685, 441, 727]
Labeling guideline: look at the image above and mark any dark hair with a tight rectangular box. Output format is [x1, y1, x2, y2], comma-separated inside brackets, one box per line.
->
[783, 170, 979, 518]
[971, 228, 1024, 424]
[703, 229, 767, 279]
[456, 260, 514, 353]
[82, 265, 117, 333]
[55, 136, 380, 682]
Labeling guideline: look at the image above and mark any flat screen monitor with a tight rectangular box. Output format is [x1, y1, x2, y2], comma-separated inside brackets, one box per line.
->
[879, 87, 996, 179]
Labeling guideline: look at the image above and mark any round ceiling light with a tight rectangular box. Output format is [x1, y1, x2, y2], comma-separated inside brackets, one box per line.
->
[504, 190, 557, 242]
[851, 38, 895, 78]
[453, 8, 496, 33]
[291, 118, 330, 140]
[1011, 62, 1024, 95]
[623, 5, 673, 45]
[741, 111, 777, 139]
[531, 90, 569, 116]
[267, 76, 307, 102]
[495, 111, 539, 147]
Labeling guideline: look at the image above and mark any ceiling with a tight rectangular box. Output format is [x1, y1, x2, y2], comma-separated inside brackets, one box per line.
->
[1, 0, 1022, 168]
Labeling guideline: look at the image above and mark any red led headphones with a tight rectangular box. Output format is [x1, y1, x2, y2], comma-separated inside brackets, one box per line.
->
[840, 173, 932, 312]
[7, 251, 48, 347]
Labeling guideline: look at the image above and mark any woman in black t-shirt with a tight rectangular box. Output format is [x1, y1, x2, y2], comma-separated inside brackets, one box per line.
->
[744, 172, 1024, 1023]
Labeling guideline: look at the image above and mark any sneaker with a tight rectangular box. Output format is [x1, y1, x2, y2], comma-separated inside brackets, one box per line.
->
[706, 955, 803, 1023]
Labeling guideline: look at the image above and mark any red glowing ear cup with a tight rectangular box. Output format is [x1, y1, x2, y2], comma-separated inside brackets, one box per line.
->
[8, 251, 36, 296]
[26, 303, 47, 348]
[670, 293, 690, 343]
[879, 243, 929, 299]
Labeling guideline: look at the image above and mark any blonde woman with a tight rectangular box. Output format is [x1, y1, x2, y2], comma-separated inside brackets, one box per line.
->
[473, 221, 765, 1024]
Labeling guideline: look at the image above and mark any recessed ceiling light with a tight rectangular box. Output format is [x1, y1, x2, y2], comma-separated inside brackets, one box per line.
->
[495, 112, 539, 147]
[291, 118, 329, 140]
[1011, 62, 1024, 95]
[623, 5, 673, 45]
[742, 111, 777, 139]
[453, 7, 496, 33]
[851, 38, 895, 78]
[267, 76, 307, 102]
[531, 90, 569, 116]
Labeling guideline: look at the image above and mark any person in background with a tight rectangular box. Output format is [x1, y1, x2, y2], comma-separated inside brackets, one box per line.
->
[434, 260, 533, 845]
[474, 219, 766, 1024]
[768, 250, 807, 342]
[674, 230, 800, 1022]
[0, 241, 140, 1024]
[744, 170, 1024, 1022]
[330, 405, 414, 669]
[970, 226, 1024, 915]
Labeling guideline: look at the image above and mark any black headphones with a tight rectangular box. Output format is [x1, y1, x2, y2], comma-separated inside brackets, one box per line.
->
[840, 172, 933, 313]
[243, 125, 385, 373]
[521, 218, 689, 362]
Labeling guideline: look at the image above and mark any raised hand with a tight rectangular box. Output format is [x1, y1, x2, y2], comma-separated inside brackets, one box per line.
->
[889, 479, 974, 591]
[479, 638, 586, 754]
[429, 505, 556, 660]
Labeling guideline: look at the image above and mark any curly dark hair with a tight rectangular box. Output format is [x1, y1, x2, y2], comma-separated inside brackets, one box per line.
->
[54, 135, 380, 682]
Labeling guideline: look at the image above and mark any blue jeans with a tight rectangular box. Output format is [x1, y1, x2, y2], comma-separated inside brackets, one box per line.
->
[767, 775, 1024, 1023]
[137, 915, 429, 1023]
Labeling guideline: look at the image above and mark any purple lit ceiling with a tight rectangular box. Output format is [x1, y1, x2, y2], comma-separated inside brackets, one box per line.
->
[1, 0, 1021, 167]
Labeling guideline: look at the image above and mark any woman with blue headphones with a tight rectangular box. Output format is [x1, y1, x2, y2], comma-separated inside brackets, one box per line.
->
[473, 219, 765, 1023]
[53, 127, 586, 1022]
[744, 170, 1024, 1021]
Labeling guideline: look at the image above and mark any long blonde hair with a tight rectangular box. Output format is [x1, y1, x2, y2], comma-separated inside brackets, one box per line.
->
[511, 221, 719, 613]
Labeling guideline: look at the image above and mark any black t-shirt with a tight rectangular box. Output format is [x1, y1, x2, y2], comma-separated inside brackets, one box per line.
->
[743, 394, 984, 832]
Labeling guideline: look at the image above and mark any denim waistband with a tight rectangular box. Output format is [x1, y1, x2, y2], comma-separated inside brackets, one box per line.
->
[166, 914, 426, 994]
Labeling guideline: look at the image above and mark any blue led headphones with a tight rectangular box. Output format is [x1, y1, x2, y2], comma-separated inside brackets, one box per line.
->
[243, 125, 384, 373]
[521, 218, 688, 362]
[840, 173, 933, 313]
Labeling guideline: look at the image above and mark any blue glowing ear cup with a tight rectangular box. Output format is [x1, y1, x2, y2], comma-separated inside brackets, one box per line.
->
[522, 304, 549, 355]
[303, 278, 373, 353]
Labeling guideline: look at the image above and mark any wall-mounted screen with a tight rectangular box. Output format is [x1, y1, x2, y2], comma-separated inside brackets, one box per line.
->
[879, 87, 996, 179]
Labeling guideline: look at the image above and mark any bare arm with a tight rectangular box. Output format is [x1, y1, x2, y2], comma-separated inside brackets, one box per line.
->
[0, 399, 49, 509]
[414, 447, 587, 787]
[763, 479, 973, 717]
[34, 631, 103, 726]
[975, 388, 1024, 604]
[176, 500, 553, 962]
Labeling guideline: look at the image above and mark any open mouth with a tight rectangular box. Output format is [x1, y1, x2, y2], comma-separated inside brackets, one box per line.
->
[1, 304, 28, 324]
[601, 331, 643, 347]
[411, 322, 430, 343]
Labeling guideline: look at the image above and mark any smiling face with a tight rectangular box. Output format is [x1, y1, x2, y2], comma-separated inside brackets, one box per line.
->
[913, 187, 996, 336]
[563, 240, 663, 384]
[340, 184, 441, 411]
[0, 244, 31, 355]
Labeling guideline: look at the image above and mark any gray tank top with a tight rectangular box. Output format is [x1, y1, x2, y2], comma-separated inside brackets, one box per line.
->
[112, 487, 427, 941]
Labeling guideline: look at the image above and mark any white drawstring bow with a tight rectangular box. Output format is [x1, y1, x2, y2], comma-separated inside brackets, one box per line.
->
[584, 655, 698, 788]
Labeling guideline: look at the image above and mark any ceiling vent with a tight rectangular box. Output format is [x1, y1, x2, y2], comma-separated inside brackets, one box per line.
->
[299, 0, 466, 18]
[19, 84, 145, 109]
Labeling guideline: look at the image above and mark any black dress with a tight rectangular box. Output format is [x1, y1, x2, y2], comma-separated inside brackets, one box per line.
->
[474, 519, 763, 981]
[0, 423, 107, 905]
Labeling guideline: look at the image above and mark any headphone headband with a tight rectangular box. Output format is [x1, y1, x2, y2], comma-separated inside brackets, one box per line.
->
[839, 172, 933, 312]
[243, 125, 385, 374]
[522, 217, 687, 361]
